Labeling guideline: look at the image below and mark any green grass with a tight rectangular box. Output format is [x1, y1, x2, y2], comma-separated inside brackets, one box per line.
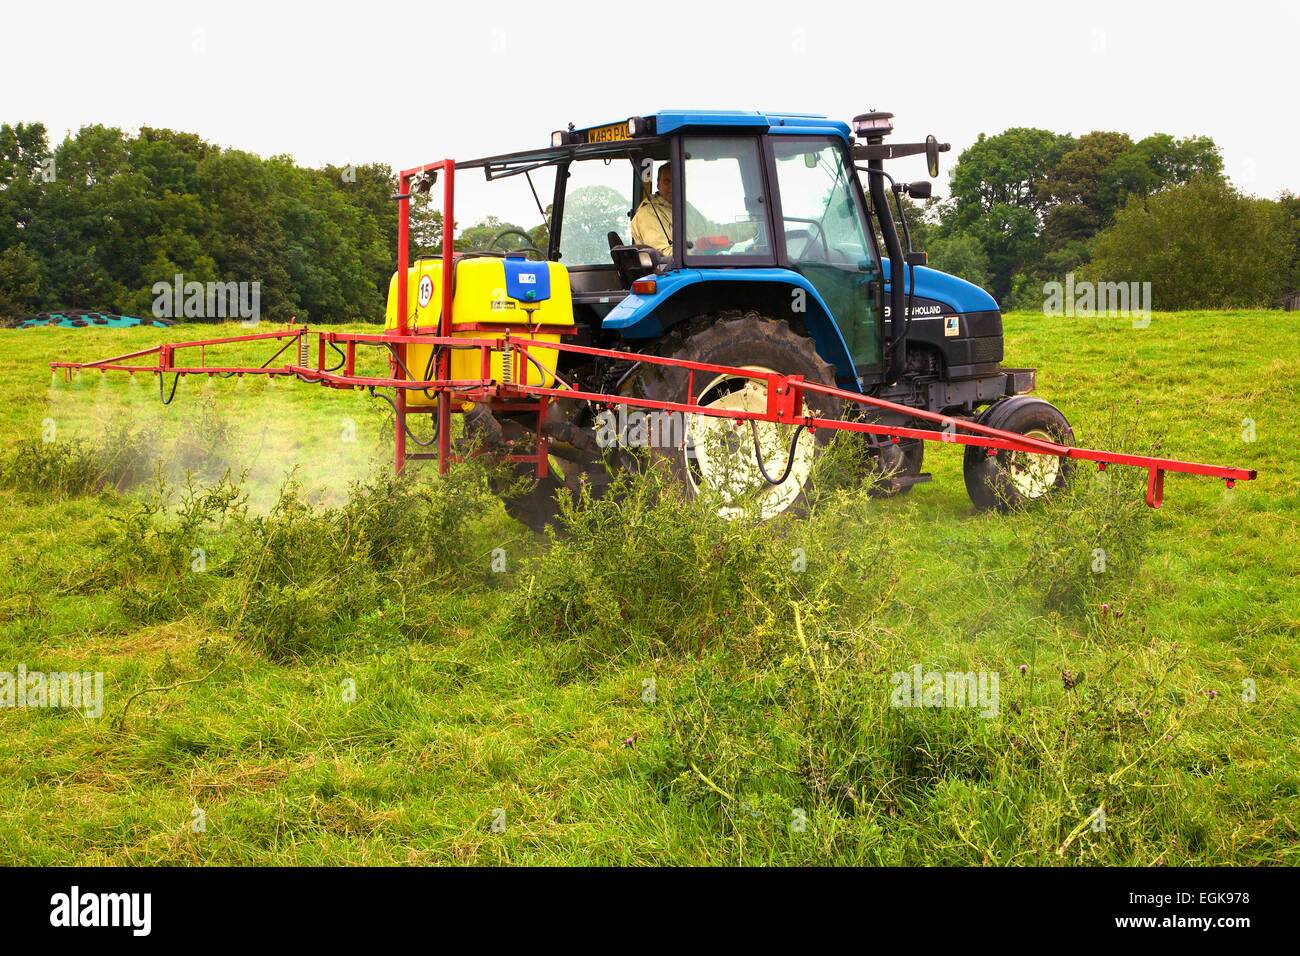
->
[0, 311, 1296, 865]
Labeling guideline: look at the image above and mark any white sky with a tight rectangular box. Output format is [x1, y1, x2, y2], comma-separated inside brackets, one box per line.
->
[5, 0, 1297, 231]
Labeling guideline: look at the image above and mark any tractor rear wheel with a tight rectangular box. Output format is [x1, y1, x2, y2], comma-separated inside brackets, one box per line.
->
[638, 314, 842, 520]
[963, 396, 1074, 511]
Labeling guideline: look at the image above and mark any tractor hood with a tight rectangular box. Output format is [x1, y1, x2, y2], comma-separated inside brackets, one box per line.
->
[881, 260, 999, 316]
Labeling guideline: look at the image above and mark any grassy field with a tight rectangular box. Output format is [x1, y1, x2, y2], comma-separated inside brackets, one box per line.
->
[0, 311, 1296, 865]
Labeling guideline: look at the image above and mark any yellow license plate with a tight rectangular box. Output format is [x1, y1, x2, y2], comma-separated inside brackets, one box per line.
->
[584, 121, 630, 143]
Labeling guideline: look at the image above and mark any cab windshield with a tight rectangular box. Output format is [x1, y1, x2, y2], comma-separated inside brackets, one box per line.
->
[558, 157, 636, 265]
[555, 145, 669, 266]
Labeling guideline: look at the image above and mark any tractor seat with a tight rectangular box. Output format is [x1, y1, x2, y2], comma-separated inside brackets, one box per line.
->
[609, 244, 662, 287]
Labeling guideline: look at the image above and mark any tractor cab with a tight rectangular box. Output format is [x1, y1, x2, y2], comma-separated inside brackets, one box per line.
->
[461, 112, 894, 386]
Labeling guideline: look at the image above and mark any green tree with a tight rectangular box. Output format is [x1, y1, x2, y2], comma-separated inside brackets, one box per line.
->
[0, 243, 42, 320]
[955, 201, 1043, 302]
[0, 122, 50, 252]
[925, 233, 990, 289]
[0, 123, 426, 323]
[458, 216, 526, 252]
[327, 161, 404, 304]
[1099, 134, 1222, 212]
[1082, 176, 1287, 309]
[940, 128, 1075, 299]
[1040, 131, 1134, 244]
[195, 148, 297, 319]
[947, 128, 1076, 222]
[409, 195, 444, 254]
[1276, 191, 1300, 297]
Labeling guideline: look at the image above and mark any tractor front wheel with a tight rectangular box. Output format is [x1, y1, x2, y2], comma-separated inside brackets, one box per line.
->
[963, 396, 1074, 512]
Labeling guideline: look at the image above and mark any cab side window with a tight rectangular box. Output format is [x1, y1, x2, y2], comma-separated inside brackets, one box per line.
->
[681, 137, 769, 258]
[772, 138, 871, 266]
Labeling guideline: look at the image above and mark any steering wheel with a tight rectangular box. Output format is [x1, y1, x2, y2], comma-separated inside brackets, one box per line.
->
[783, 218, 830, 260]
[784, 228, 812, 257]
[488, 227, 545, 260]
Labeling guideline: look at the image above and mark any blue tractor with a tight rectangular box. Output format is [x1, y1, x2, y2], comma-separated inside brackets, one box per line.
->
[453, 109, 1073, 527]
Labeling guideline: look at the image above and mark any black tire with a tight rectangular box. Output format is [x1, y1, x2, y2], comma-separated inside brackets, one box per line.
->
[638, 312, 842, 520]
[963, 396, 1074, 512]
[460, 406, 560, 532]
[500, 470, 568, 533]
[461, 404, 610, 533]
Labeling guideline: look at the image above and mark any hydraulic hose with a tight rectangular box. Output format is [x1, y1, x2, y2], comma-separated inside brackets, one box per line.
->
[748, 420, 807, 486]
[367, 387, 437, 447]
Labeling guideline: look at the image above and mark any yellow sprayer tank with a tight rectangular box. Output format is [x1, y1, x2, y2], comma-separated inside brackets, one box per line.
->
[384, 255, 573, 407]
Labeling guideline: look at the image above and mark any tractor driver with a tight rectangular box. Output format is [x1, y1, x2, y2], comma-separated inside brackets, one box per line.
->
[631, 162, 722, 258]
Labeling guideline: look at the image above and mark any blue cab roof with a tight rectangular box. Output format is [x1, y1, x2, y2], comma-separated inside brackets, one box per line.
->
[650, 110, 851, 140]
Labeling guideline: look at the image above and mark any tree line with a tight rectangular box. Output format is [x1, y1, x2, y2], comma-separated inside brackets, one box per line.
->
[908, 128, 1298, 310]
[1, 122, 1297, 322]
[0, 123, 447, 324]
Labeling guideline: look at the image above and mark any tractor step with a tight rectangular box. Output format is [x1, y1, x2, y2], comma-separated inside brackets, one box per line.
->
[886, 471, 932, 492]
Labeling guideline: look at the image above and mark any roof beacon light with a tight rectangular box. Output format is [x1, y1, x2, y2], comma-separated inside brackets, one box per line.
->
[852, 111, 895, 139]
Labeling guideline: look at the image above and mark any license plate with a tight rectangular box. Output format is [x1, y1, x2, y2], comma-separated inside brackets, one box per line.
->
[582, 121, 631, 143]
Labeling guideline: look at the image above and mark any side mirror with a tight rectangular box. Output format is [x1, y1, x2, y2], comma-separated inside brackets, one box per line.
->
[926, 135, 940, 178]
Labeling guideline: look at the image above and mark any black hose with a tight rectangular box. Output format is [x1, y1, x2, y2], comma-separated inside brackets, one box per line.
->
[159, 372, 181, 405]
[367, 387, 438, 447]
[386, 342, 441, 401]
[324, 340, 347, 372]
[890, 187, 917, 355]
[517, 345, 576, 392]
[748, 420, 807, 486]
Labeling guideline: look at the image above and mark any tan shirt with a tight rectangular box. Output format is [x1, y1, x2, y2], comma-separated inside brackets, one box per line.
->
[630, 192, 674, 256]
[630, 193, 717, 257]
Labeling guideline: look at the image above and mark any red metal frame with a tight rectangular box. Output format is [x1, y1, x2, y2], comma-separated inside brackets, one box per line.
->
[49, 158, 1257, 509]
[394, 159, 457, 474]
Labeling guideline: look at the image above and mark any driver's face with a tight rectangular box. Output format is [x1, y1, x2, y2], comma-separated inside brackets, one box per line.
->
[657, 166, 672, 201]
